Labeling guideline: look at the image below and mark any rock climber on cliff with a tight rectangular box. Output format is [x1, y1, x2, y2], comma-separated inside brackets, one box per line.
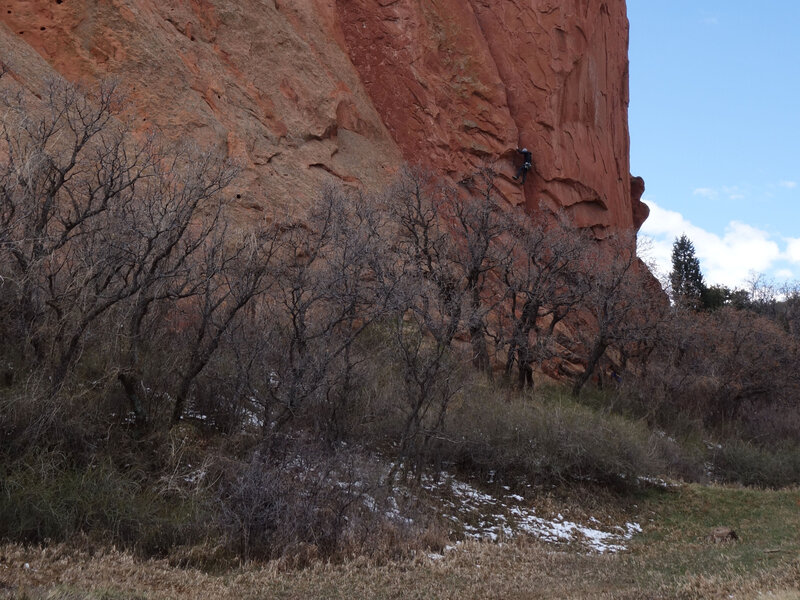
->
[513, 147, 533, 184]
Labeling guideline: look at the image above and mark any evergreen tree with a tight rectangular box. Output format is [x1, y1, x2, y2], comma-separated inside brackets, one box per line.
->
[670, 234, 706, 308]
[701, 284, 731, 311]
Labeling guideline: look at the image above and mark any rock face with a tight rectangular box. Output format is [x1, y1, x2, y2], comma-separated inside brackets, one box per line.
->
[0, 0, 646, 234]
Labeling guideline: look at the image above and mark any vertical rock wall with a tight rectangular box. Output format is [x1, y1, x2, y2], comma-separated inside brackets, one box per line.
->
[0, 0, 646, 233]
[336, 0, 646, 234]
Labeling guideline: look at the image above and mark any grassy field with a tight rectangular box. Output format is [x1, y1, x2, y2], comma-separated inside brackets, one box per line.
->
[1, 484, 799, 600]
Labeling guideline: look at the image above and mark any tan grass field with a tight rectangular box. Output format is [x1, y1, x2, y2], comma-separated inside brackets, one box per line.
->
[2, 484, 799, 600]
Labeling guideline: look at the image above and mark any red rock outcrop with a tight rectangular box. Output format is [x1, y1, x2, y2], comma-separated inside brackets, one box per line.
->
[630, 175, 649, 230]
[0, 0, 646, 234]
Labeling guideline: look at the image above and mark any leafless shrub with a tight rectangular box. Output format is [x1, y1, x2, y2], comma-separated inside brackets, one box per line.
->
[377, 169, 472, 475]
[445, 168, 511, 374]
[0, 76, 284, 438]
[1, 79, 149, 382]
[624, 303, 800, 444]
[570, 233, 664, 396]
[242, 186, 390, 440]
[215, 437, 435, 562]
[495, 208, 592, 389]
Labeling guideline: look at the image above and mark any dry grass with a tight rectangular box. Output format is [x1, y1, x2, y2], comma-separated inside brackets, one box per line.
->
[1, 539, 797, 600]
[0, 541, 655, 600]
[2, 484, 799, 600]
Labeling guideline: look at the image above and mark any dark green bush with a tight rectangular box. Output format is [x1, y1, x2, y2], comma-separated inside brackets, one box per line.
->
[0, 451, 210, 555]
[431, 383, 673, 487]
[710, 441, 800, 488]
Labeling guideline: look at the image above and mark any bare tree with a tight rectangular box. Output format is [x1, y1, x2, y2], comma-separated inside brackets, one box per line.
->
[385, 272, 463, 478]
[377, 168, 470, 476]
[628, 300, 800, 438]
[383, 168, 463, 347]
[570, 233, 662, 396]
[779, 281, 800, 339]
[0, 79, 155, 385]
[169, 219, 279, 427]
[446, 168, 510, 374]
[496, 209, 591, 389]
[258, 186, 388, 439]
[0, 76, 283, 431]
[111, 147, 240, 426]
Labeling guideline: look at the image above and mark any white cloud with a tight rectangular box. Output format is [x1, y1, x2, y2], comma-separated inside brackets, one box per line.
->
[640, 200, 782, 288]
[787, 238, 800, 264]
[722, 185, 745, 200]
[692, 187, 718, 199]
[780, 180, 797, 189]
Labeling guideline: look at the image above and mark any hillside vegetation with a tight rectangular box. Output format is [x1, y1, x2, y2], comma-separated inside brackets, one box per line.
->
[2, 76, 800, 582]
[3, 485, 800, 599]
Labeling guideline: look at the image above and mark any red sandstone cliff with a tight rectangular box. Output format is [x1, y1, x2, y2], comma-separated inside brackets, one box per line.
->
[0, 0, 647, 233]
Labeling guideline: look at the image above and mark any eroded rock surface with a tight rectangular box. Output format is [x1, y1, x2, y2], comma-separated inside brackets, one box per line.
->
[1, 0, 645, 233]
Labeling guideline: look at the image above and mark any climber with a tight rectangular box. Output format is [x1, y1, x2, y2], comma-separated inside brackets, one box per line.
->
[512, 147, 533, 184]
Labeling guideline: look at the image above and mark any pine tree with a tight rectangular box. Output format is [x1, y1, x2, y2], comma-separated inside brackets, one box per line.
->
[670, 234, 706, 309]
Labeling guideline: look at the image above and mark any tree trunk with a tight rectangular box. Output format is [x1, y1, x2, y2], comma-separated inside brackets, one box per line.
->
[572, 338, 608, 396]
[515, 299, 538, 389]
[118, 372, 147, 427]
[468, 287, 491, 375]
[469, 321, 491, 374]
[517, 342, 534, 389]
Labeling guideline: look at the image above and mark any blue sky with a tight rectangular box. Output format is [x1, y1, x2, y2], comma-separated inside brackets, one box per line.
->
[628, 1, 800, 289]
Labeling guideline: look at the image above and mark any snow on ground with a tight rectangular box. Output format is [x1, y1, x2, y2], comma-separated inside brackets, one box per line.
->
[420, 473, 641, 554]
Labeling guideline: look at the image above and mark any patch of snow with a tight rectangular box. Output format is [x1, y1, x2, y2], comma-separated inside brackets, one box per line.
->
[361, 490, 413, 526]
[361, 494, 377, 512]
[427, 552, 445, 561]
[655, 430, 677, 444]
[183, 468, 207, 485]
[184, 410, 208, 421]
[625, 522, 642, 535]
[450, 480, 497, 506]
[242, 405, 264, 429]
[638, 475, 677, 488]
[422, 473, 641, 554]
